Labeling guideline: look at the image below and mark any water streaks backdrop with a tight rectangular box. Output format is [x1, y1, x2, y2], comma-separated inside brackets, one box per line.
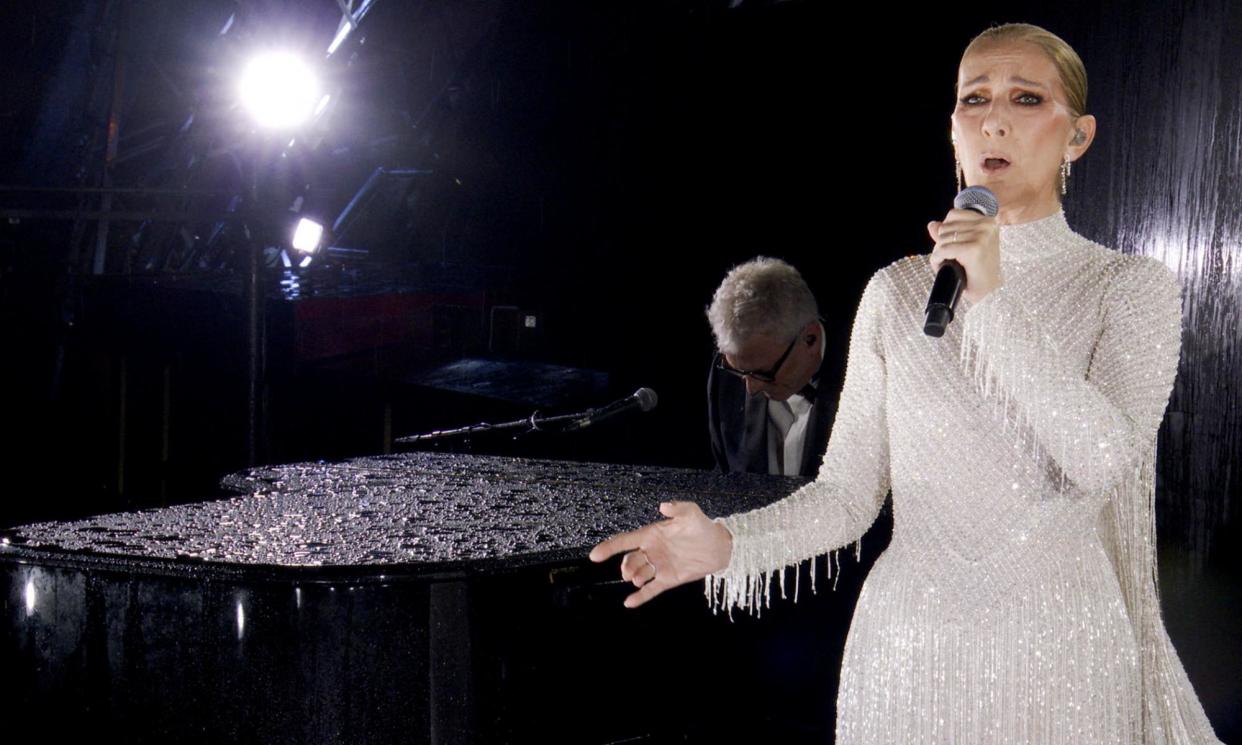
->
[4, 452, 804, 572]
[1068, 0, 1241, 561]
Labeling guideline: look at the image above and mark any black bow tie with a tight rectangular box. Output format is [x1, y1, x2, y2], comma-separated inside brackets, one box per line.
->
[796, 382, 818, 402]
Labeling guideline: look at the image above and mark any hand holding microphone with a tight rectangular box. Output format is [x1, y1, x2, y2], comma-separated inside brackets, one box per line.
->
[924, 186, 1002, 337]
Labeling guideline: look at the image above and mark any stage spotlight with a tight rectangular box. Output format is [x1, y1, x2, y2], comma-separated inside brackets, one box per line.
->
[292, 217, 324, 253]
[239, 53, 320, 129]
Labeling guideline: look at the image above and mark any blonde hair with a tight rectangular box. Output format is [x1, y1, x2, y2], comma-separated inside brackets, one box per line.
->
[961, 23, 1088, 118]
[706, 257, 818, 355]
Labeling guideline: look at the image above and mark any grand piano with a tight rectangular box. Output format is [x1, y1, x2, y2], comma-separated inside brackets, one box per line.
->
[1, 452, 875, 743]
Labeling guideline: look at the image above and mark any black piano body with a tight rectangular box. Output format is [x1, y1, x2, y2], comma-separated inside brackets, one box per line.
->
[1, 452, 879, 743]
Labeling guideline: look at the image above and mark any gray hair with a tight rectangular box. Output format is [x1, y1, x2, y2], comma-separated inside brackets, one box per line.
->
[706, 256, 819, 355]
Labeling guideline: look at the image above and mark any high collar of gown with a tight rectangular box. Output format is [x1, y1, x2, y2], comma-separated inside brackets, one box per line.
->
[997, 208, 1082, 264]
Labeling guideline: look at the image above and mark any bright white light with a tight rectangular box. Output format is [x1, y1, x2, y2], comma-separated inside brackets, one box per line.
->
[24, 577, 36, 614]
[239, 53, 320, 129]
[313, 93, 332, 118]
[327, 0, 376, 55]
[292, 217, 324, 253]
[236, 600, 246, 639]
[327, 21, 353, 55]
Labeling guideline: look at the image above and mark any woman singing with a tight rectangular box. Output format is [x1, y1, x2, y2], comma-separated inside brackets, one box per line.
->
[590, 22, 1221, 744]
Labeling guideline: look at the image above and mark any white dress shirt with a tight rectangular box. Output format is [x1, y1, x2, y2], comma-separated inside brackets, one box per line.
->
[765, 321, 825, 476]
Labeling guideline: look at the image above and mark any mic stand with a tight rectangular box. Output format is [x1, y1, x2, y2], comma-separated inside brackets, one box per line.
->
[396, 407, 602, 445]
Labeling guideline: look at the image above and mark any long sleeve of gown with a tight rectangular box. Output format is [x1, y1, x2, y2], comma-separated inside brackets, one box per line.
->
[961, 251, 1221, 743]
[958, 254, 1183, 497]
[705, 271, 891, 614]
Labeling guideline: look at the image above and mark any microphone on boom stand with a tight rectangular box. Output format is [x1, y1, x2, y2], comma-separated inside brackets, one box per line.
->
[394, 387, 659, 444]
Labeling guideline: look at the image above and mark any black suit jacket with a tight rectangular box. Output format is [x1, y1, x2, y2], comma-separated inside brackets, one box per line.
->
[707, 351, 839, 477]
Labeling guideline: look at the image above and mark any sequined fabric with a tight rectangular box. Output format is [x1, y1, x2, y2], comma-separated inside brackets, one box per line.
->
[705, 210, 1221, 743]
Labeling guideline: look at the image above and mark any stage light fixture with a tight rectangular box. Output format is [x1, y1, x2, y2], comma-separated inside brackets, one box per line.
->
[327, 0, 376, 55]
[292, 217, 324, 253]
[238, 52, 321, 129]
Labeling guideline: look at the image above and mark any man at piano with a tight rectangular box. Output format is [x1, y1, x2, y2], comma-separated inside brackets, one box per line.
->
[706, 257, 837, 477]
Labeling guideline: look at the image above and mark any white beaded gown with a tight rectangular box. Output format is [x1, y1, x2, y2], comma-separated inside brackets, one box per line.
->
[704, 211, 1222, 743]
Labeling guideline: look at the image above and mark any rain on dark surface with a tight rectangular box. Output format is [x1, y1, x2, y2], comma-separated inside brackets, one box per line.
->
[5, 452, 806, 570]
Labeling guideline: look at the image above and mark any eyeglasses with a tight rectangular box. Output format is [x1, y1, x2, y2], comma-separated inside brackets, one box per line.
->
[715, 335, 798, 384]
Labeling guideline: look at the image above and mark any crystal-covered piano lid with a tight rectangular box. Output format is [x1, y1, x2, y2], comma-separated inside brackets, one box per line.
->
[2, 452, 822, 744]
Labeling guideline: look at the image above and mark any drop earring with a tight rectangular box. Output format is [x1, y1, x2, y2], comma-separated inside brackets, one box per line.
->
[1060, 157, 1072, 195]
[951, 132, 962, 192]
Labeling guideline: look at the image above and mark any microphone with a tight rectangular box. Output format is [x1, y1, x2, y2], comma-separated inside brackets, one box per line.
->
[564, 388, 658, 431]
[923, 186, 999, 337]
[394, 387, 658, 444]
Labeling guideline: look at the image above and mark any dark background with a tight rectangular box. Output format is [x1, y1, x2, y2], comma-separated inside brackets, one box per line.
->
[1, 0, 1238, 739]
